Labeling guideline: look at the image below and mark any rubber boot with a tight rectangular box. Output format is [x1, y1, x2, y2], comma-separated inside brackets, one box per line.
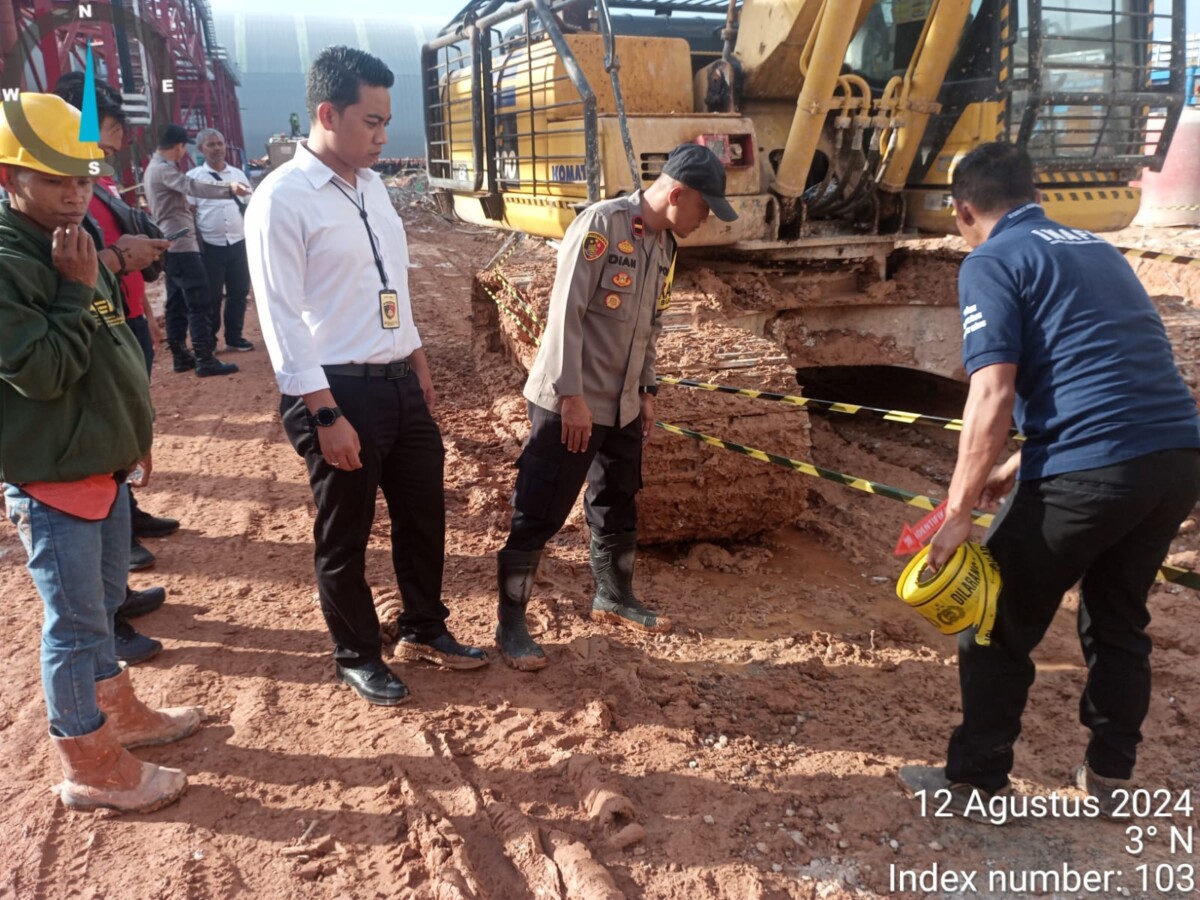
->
[168, 342, 195, 373]
[194, 350, 238, 378]
[496, 548, 548, 671]
[95, 668, 203, 749]
[589, 531, 673, 633]
[50, 717, 187, 813]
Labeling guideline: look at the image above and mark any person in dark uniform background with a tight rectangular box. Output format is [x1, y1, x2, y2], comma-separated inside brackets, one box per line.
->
[495, 142, 738, 671]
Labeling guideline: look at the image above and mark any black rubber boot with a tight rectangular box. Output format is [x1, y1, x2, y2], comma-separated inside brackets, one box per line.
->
[168, 343, 195, 373]
[195, 351, 239, 378]
[589, 531, 673, 633]
[496, 548, 548, 671]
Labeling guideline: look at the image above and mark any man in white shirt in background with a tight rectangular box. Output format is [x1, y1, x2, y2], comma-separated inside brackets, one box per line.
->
[246, 45, 488, 707]
[188, 128, 254, 353]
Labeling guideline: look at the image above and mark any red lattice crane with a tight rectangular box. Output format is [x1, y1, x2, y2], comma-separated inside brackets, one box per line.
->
[0, 0, 245, 171]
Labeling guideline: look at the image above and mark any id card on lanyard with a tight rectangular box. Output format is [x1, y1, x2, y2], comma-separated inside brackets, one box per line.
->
[379, 290, 400, 329]
[333, 182, 398, 331]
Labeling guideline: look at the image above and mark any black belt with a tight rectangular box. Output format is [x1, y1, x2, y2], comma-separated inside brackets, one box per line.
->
[323, 360, 410, 380]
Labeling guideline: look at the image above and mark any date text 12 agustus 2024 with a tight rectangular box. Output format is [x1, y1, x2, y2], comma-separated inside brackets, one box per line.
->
[887, 788, 1196, 895]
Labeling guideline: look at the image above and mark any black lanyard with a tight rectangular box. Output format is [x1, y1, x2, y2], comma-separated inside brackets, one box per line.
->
[332, 182, 390, 289]
[208, 168, 245, 215]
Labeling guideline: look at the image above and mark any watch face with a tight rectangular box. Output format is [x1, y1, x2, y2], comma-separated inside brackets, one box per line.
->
[315, 407, 336, 426]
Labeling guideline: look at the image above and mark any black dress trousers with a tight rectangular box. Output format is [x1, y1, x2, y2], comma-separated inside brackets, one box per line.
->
[281, 369, 449, 664]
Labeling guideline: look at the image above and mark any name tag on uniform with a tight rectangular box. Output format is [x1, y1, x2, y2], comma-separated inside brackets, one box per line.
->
[379, 290, 400, 329]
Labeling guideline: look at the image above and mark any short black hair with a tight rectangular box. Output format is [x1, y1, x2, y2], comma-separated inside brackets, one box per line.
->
[53, 70, 126, 126]
[305, 45, 394, 122]
[951, 142, 1038, 214]
[157, 123, 191, 149]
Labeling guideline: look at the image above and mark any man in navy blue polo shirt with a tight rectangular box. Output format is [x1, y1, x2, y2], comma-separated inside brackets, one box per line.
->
[899, 142, 1200, 822]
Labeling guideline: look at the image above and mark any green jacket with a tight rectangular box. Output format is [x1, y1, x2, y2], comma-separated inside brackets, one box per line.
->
[0, 202, 153, 484]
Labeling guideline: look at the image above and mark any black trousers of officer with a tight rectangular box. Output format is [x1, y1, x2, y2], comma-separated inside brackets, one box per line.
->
[946, 448, 1200, 791]
[164, 251, 215, 353]
[281, 369, 449, 665]
[504, 402, 642, 552]
[201, 238, 251, 345]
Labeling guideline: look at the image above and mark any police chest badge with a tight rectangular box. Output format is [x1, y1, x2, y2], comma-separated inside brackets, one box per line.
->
[379, 290, 400, 329]
[612, 271, 633, 288]
[605, 293, 622, 310]
[582, 232, 608, 262]
[617, 239, 635, 254]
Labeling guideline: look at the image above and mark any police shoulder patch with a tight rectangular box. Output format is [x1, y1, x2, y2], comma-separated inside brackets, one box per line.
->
[582, 232, 608, 261]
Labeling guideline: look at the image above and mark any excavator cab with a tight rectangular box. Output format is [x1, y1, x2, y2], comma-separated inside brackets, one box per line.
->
[427, 0, 1185, 241]
[425, 0, 1185, 240]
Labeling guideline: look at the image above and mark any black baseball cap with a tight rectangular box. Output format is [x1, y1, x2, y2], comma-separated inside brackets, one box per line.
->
[662, 142, 738, 222]
[157, 124, 193, 149]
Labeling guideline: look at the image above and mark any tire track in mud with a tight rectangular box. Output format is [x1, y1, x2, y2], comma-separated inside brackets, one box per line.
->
[396, 729, 624, 900]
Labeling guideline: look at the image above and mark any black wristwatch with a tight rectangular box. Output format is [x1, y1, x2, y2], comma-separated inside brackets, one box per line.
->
[312, 406, 343, 427]
[638, 384, 659, 396]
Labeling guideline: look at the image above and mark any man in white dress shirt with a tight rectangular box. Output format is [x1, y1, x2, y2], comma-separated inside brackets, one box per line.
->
[188, 128, 254, 353]
[246, 46, 487, 707]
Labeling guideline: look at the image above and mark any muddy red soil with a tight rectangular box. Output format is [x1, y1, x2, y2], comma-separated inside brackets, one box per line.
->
[1, 202, 1197, 899]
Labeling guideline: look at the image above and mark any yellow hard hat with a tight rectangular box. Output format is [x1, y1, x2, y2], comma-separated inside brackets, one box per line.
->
[896, 542, 1001, 646]
[0, 93, 111, 177]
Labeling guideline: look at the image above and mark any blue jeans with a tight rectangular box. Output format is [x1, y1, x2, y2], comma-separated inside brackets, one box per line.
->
[5, 482, 130, 737]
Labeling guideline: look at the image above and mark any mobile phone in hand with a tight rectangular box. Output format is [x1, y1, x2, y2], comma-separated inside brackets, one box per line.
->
[164, 228, 190, 241]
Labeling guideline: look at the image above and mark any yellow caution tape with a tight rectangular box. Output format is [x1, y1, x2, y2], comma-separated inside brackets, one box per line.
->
[897, 543, 1001, 645]
[657, 420, 1200, 593]
[1118, 247, 1200, 270]
[657, 375, 1025, 441]
[478, 280, 541, 346]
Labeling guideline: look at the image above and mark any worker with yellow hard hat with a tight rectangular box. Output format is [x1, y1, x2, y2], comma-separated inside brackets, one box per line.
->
[0, 93, 200, 814]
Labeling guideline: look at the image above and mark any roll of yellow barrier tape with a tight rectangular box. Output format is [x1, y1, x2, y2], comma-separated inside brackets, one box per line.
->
[896, 542, 1001, 646]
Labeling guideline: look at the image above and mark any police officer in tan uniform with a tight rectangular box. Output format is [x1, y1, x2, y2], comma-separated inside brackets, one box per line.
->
[496, 143, 738, 670]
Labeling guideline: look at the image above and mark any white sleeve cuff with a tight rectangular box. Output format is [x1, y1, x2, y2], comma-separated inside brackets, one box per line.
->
[275, 367, 330, 397]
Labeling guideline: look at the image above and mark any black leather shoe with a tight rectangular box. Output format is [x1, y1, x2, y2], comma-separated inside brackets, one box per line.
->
[129, 538, 156, 572]
[225, 338, 255, 352]
[114, 617, 163, 665]
[195, 353, 239, 377]
[131, 509, 180, 538]
[395, 632, 489, 670]
[335, 660, 410, 706]
[118, 585, 166, 619]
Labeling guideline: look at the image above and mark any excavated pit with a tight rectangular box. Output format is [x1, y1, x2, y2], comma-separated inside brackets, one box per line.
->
[471, 238, 973, 544]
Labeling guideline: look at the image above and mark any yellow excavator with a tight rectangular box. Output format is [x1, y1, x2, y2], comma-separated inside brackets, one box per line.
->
[421, 0, 1189, 542]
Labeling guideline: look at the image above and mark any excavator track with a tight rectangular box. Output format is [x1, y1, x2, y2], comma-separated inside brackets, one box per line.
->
[471, 240, 811, 544]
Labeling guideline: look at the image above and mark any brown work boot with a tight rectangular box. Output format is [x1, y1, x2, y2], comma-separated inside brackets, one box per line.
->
[51, 718, 187, 813]
[95, 668, 203, 749]
[898, 765, 1012, 825]
[588, 531, 673, 634]
[1073, 763, 1131, 819]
